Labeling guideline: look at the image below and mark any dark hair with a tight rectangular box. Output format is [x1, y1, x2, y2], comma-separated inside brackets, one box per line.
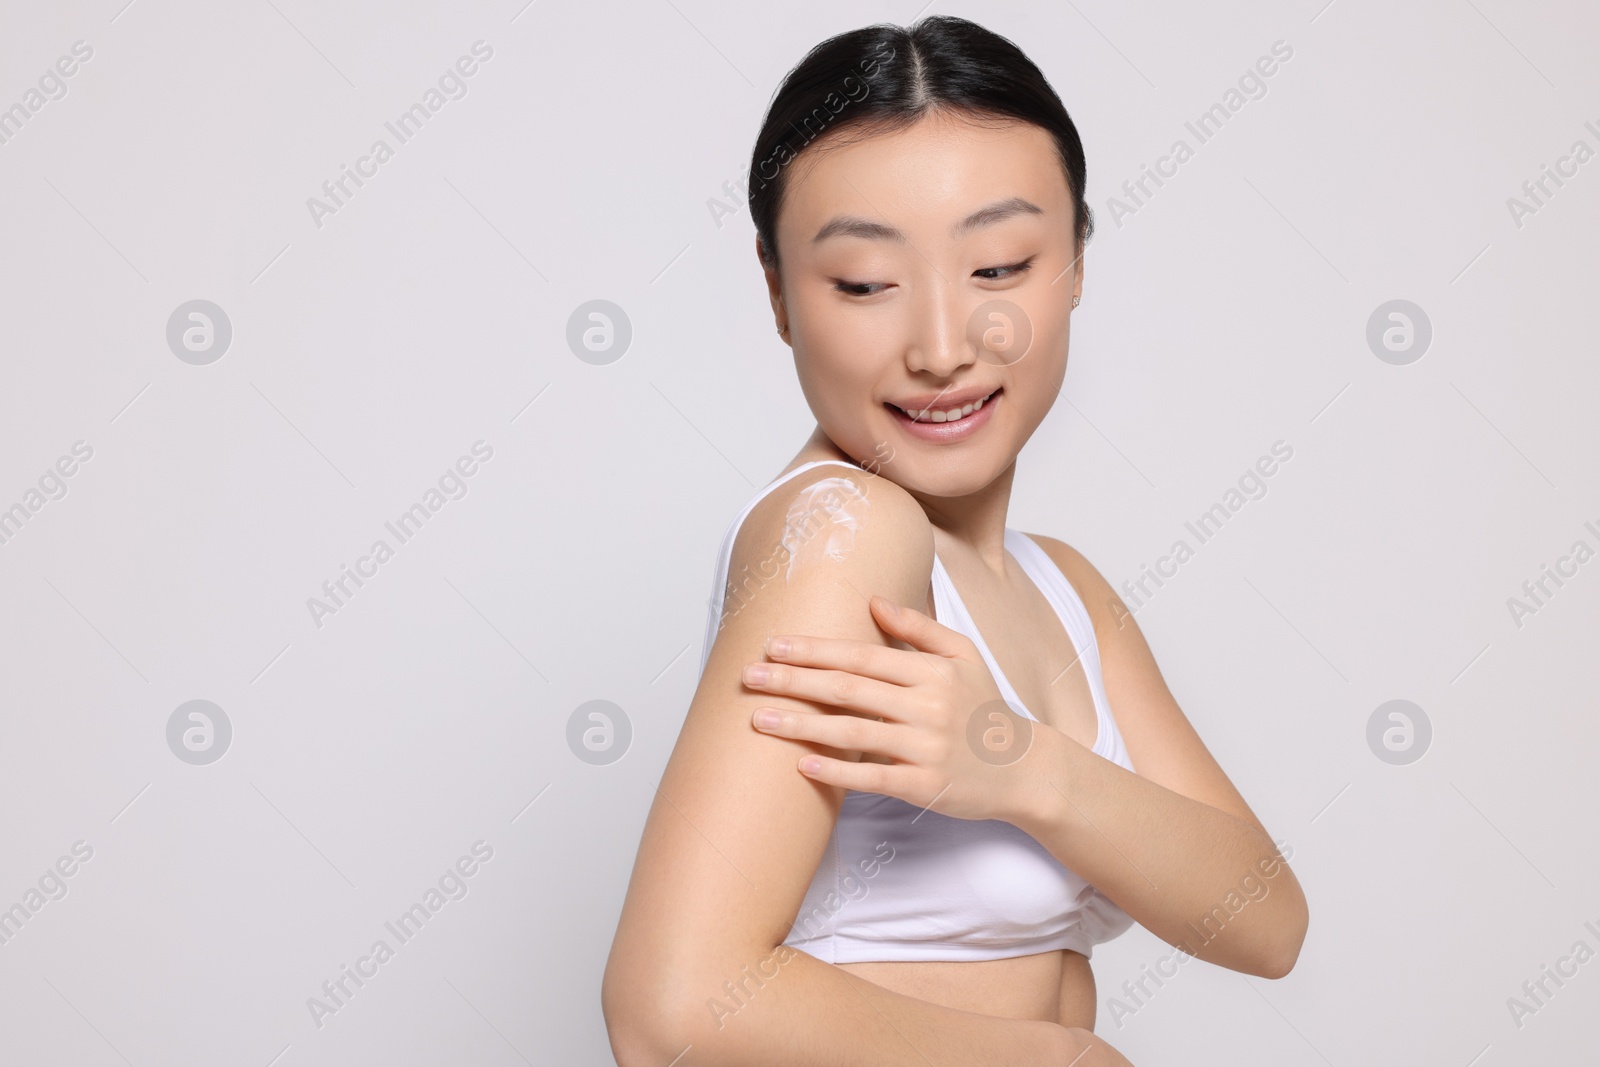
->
[748, 15, 1092, 274]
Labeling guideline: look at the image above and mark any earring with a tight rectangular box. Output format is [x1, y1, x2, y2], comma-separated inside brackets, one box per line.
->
[776, 324, 785, 334]
[1072, 295, 1081, 307]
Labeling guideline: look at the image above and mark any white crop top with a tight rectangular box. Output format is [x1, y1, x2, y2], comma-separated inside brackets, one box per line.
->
[698, 459, 1138, 963]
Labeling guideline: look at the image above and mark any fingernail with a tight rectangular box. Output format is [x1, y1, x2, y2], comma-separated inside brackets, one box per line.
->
[755, 709, 780, 729]
[767, 637, 790, 656]
[744, 664, 770, 685]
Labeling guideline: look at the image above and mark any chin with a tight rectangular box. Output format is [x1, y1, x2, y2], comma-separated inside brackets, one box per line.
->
[880, 450, 1012, 500]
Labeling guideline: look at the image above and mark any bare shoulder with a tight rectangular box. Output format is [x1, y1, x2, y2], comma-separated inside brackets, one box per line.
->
[1022, 532, 1130, 643]
[1022, 532, 1271, 834]
[717, 465, 934, 638]
[744, 463, 932, 557]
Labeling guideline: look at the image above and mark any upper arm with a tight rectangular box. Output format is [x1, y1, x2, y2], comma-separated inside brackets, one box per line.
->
[603, 469, 934, 1027]
[1027, 533, 1272, 840]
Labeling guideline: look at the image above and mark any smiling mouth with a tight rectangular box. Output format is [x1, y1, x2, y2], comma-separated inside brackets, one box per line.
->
[885, 387, 1002, 424]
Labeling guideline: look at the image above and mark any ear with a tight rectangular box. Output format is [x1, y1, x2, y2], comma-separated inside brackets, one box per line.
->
[759, 240, 789, 342]
[1069, 239, 1085, 308]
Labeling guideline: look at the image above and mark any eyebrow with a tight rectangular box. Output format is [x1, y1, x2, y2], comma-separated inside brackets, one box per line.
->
[812, 196, 1045, 245]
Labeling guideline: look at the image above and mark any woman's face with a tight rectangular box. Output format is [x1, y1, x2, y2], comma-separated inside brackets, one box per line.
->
[765, 109, 1083, 497]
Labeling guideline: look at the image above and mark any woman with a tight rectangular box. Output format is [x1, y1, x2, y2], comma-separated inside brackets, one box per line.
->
[602, 15, 1308, 1065]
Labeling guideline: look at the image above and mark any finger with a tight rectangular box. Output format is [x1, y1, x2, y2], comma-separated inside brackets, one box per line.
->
[763, 633, 923, 686]
[752, 705, 911, 760]
[870, 594, 975, 661]
[741, 662, 907, 720]
[793, 752, 913, 802]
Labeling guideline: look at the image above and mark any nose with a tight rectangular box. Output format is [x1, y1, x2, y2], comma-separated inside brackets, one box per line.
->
[902, 275, 978, 379]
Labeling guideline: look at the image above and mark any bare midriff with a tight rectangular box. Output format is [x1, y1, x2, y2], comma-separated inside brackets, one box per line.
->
[835, 947, 1096, 1029]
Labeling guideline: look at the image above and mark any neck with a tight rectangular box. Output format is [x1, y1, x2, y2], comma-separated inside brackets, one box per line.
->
[905, 461, 1016, 577]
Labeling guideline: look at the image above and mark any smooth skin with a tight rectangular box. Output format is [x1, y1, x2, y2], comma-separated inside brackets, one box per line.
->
[602, 108, 1306, 1066]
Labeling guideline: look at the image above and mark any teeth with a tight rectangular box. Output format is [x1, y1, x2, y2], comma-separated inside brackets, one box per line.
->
[898, 391, 993, 423]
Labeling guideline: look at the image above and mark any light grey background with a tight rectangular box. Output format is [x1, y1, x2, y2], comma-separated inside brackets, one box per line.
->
[1, 0, 1595, 1063]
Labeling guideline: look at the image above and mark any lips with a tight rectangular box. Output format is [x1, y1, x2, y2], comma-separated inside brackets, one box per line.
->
[885, 386, 1002, 424]
[884, 387, 1001, 443]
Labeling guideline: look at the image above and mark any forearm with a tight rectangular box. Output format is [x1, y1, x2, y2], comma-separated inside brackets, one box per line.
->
[1012, 726, 1306, 976]
[623, 947, 1071, 1067]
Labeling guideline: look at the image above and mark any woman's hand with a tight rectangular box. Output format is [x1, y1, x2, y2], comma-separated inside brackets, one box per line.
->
[740, 594, 1048, 824]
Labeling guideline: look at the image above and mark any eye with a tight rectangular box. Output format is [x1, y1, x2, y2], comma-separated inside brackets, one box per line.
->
[833, 280, 889, 297]
[974, 256, 1036, 281]
[831, 256, 1036, 298]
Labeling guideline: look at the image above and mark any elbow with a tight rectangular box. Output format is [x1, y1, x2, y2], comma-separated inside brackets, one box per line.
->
[606, 1013, 684, 1067]
[1257, 896, 1309, 980]
[1256, 942, 1300, 981]
[602, 956, 725, 1067]
[606, 952, 801, 1067]
[602, 967, 685, 1067]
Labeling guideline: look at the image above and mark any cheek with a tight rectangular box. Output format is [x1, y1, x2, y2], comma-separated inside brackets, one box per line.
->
[792, 353, 880, 443]
[796, 348, 874, 401]
[793, 317, 881, 397]
[1011, 311, 1069, 381]
[807, 324, 890, 366]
